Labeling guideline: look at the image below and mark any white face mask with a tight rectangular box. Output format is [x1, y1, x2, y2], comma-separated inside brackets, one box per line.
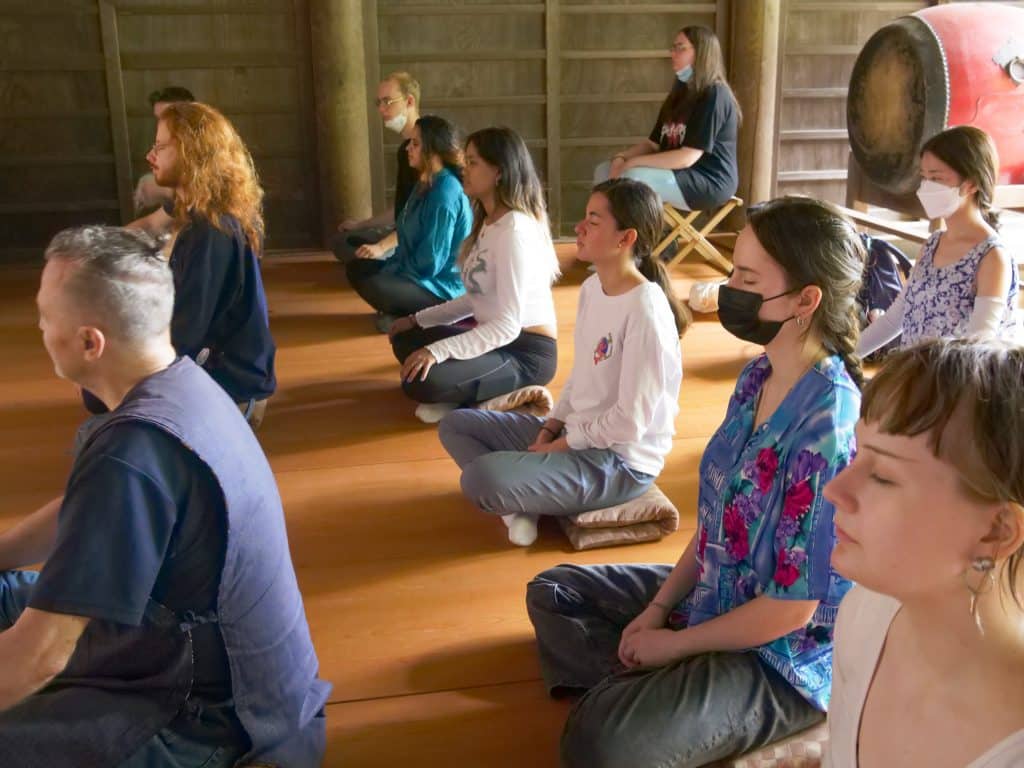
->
[384, 113, 407, 134]
[916, 178, 964, 219]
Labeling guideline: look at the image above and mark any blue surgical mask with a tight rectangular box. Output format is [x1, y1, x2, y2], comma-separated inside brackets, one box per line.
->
[676, 66, 693, 83]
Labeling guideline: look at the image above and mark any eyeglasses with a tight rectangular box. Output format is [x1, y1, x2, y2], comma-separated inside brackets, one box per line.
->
[149, 141, 173, 154]
[669, 43, 692, 53]
[375, 96, 403, 107]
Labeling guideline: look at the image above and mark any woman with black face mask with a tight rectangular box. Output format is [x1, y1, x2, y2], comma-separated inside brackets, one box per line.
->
[526, 197, 866, 768]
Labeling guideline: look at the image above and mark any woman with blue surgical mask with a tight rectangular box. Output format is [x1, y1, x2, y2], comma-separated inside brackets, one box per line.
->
[858, 126, 1018, 357]
[593, 25, 740, 213]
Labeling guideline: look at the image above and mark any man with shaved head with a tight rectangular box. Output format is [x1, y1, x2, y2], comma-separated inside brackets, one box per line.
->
[0, 226, 328, 767]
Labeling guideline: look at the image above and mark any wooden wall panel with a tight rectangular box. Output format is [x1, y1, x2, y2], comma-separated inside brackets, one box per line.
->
[773, 0, 929, 202]
[113, 1, 317, 247]
[0, 7, 116, 261]
[370, 0, 725, 235]
[0, 0, 320, 261]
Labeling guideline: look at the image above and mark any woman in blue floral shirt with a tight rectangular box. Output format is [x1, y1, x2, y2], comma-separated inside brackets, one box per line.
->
[526, 197, 865, 767]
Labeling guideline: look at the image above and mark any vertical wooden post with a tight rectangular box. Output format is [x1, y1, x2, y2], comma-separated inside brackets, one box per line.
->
[98, 0, 134, 224]
[293, 0, 325, 243]
[729, 0, 782, 208]
[309, 0, 374, 245]
[545, 0, 561, 235]
[362, 0, 385, 214]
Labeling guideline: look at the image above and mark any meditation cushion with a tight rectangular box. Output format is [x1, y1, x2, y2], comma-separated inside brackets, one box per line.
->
[558, 484, 679, 550]
[475, 385, 554, 418]
[710, 721, 829, 768]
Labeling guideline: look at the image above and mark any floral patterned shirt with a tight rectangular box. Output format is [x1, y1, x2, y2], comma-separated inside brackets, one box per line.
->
[902, 232, 1018, 347]
[670, 354, 859, 711]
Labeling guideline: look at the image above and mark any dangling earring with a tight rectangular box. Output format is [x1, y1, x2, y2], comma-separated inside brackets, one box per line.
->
[796, 316, 806, 328]
[964, 556, 996, 635]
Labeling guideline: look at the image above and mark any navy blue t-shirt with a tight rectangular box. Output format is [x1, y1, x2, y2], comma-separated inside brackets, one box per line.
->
[165, 205, 277, 402]
[649, 81, 739, 209]
[30, 420, 232, 700]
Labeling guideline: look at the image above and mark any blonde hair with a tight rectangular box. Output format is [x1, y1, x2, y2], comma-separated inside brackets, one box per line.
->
[385, 71, 421, 108]
[160, 102, 264, 253]
[863, 338, 1024, 607]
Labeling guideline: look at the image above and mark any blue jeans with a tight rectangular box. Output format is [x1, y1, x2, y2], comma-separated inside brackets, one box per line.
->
[526, 563, 823, 767]
[594, 161, 689, 210]
[438, 409, 654, 517]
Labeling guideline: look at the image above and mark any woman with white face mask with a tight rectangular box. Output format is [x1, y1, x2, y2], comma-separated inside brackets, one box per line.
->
[593, 25, 741, 212]
[857, 126, 1018, 357]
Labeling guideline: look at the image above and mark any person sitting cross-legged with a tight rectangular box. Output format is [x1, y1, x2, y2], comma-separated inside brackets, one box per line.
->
[0, 226, 329, 768]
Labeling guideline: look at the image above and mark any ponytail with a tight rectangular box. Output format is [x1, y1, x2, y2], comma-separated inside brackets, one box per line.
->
[593, 177, 692, 337]
[637, 253, 692, 337]
[832, 304, 866, 389]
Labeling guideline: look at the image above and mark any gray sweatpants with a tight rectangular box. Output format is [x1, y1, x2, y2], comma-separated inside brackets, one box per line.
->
[437, 409, 654, 517]
[526, 563, 824, 768]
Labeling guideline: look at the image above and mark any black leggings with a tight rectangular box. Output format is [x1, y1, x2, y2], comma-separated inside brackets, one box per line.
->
[391, 326, 558, 405]
[345, 258, 446, 316]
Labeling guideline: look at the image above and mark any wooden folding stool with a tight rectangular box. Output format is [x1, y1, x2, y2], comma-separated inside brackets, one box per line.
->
[652, 196, 742, 274]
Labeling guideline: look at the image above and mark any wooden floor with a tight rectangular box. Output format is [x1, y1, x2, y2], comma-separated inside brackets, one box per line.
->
[0, 249, 762, 766]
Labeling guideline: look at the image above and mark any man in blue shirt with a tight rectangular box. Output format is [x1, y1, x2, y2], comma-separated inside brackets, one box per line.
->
[0, 226, 328, 767]
[129, 101, 276, 428]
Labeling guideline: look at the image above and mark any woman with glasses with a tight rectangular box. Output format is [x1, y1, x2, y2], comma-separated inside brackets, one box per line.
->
[594, 25, 740, 214]
[346, 115, 473, 332]
[332, 72, 422, 266]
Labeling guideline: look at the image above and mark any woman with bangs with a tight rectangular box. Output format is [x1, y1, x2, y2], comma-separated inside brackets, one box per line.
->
[131, 101, 275, 427]
[824, 339, 1024, 767]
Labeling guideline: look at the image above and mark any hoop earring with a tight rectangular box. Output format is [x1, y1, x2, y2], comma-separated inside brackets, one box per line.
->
[964, 556, 996, 635]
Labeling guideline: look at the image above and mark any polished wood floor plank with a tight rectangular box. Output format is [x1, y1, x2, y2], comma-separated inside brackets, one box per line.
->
[0, 250, 753, 767]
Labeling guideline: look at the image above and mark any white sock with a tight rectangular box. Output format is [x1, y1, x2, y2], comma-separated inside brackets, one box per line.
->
[414, 402, 458, 424]
[506, 514, 539, 547]
[501, 514, 516, 529]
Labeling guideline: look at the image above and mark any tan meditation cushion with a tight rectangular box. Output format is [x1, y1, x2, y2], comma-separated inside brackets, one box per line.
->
[558, 484, 679, 550]
[710, 722, 829, 768]
[475, 385, 554, 418]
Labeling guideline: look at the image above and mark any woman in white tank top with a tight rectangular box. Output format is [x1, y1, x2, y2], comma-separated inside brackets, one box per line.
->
[823, 338, 1024, 767]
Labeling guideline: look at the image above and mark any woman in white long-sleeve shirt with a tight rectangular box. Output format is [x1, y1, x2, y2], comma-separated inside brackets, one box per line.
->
[389, 127, 560, 424]
[858, 126, 1018, 358]
[438, 178, 690, 546]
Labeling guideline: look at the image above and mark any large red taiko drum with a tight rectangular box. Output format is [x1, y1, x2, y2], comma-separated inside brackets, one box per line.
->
[847, 2, 1024, 195]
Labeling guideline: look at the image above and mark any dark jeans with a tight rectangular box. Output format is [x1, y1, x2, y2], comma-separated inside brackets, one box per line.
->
[525, 563, 824, 768]
[391, 327, 558, 404]
[345, 258, 446, 316]
[330, 224, 395, 263]
[0, 572, 248, 768]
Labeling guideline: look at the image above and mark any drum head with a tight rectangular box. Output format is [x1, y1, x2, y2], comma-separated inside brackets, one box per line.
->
[847, 16, 948, 195]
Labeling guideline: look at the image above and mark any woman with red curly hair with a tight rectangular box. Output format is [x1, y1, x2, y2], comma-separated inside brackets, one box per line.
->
[132, 102, 275, 427]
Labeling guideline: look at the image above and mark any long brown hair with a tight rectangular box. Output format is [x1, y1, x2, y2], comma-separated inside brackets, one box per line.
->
[415, 115, 464, 182]
[461, 127, 552, 264]
[657, 25, 742, 128]
[863, 338, 1024, 607]
[160, 101, 264, 252]
[921, 125, 1000, 229]
[593, 178, 692, 336]
[747, 197, 866, 387]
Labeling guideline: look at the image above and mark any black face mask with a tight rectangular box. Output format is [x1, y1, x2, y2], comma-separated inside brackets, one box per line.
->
[718, 284, 797, 345]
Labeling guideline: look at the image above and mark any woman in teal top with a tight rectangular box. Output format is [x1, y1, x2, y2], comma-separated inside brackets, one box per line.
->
[347, 115, 472, 330]
[527, 197, 866, 768]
